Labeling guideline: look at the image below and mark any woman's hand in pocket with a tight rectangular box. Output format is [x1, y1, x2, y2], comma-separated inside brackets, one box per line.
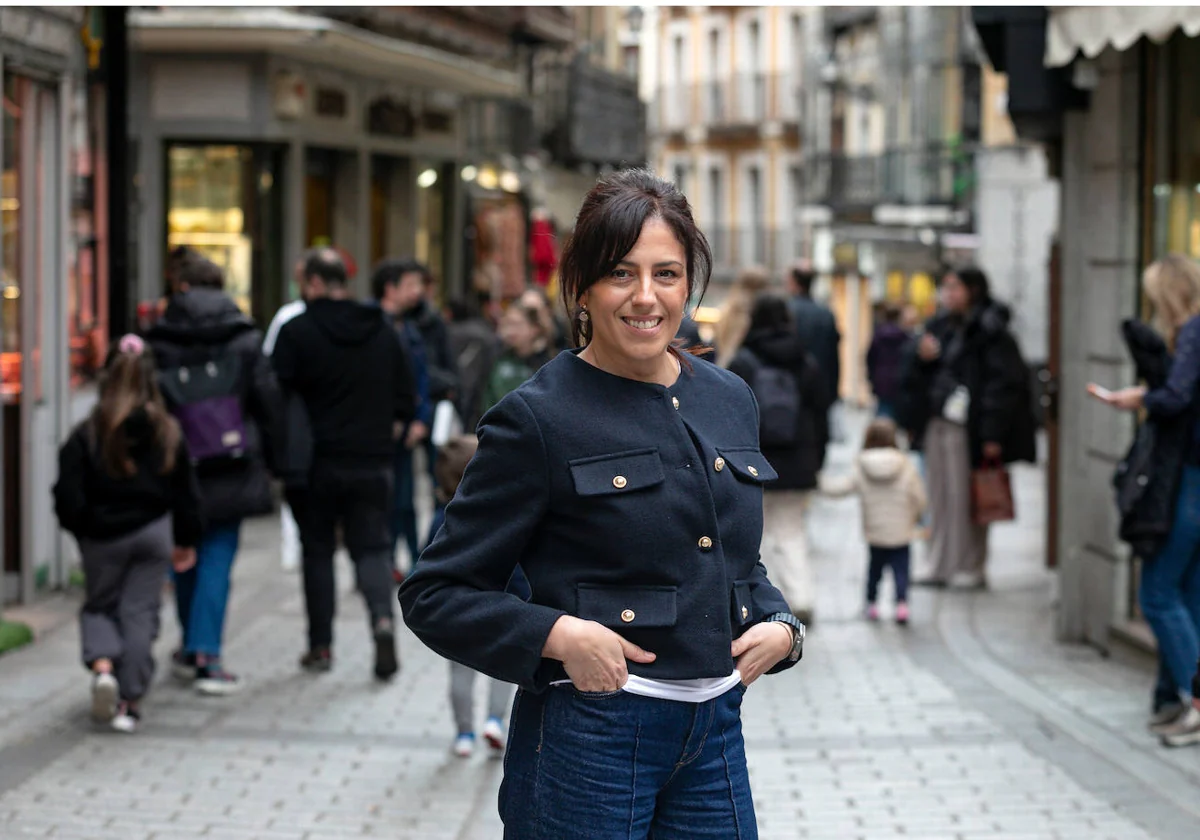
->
[542, 615, 656, 692]
[732, 622, 794, 688]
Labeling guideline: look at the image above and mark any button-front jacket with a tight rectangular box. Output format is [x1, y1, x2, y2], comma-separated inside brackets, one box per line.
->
[399, 350, 797, 693]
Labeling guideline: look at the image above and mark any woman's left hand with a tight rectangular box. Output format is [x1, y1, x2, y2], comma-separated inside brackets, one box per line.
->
[732, 622, 794, 688]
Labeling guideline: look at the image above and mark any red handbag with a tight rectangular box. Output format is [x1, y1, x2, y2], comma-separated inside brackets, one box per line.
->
[971, 457, 1016, 525]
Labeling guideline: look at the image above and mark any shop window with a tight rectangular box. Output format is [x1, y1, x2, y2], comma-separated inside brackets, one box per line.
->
[1148, 33, 1200, 264]
[68, 83, 106, 387]
[167, 144, 253, 314]
[1, 75, 23, 403]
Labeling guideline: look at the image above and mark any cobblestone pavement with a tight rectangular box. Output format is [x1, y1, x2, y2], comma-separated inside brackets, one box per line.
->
[1, 412, 1198, 839]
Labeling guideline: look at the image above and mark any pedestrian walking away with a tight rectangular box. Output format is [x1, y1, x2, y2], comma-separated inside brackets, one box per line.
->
[53, 335, 203, 733]
[727, 292, 832, 624]
[820, 417, 927, 625]
[788, 262, 842, 453]
[272, 248, 417, 681]
[400, 169, 805, 839]
[1087, 254, 1200, 747]
[146, 255, 284, 696]
[899, 267, 1036, 589]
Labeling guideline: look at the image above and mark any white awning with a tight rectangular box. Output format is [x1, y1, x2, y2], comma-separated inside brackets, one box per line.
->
[1046, 6, 1200, 67]
[128, 7, 520, 97]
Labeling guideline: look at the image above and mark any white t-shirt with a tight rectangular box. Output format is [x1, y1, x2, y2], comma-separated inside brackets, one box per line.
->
[553, 671, 743, 704]
[262, 299, 306, 357]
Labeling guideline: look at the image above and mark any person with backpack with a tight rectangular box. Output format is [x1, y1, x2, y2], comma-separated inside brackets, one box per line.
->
[146, 256, 284, 696]
[54, 335, 203, 732]
[728, 293, 832, 624]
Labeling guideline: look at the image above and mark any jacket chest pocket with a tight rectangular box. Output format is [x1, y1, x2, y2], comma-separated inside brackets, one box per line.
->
[716, 447, 778, 485]
[569, 448, 665, 497]
[577, 583, 678, 629]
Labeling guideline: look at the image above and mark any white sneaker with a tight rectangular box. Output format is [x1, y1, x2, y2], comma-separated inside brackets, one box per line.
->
[453, 734, 475, 758]
[483, 717, 505, 757]
[111, 703, 140, 734]
[90, 673, 118, 723]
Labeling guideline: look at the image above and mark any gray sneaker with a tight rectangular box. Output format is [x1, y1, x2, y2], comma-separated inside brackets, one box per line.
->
[1160, 706, 1200, 747]
[90, 673, 119, 723]
[1149, 702, 1185, 731]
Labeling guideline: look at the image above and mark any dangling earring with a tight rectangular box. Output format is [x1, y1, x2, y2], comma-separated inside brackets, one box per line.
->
[579, 308, 589, 325]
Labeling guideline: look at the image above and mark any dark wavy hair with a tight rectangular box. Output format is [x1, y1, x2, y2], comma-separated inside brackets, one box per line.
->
[558, 169, 712, 351]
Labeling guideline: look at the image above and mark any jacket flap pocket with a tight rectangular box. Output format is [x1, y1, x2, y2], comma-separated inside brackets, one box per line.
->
[569, 448, 664, 496]
[717, 448, 779, 484]
[576, 584, 677, 629]
[731, 580, 754, 626]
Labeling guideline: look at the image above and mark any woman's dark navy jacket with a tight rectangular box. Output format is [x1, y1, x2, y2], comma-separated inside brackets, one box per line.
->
[399, 349, 798, 693]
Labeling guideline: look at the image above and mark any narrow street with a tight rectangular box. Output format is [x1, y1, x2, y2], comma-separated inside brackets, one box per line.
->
[1, 413, 1197, 840]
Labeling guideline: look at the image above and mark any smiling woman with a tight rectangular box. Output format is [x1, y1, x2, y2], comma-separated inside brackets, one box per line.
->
[399, 169, 805, 840]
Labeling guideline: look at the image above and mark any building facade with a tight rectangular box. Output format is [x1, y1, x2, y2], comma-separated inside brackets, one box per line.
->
[973, 7, 1200, 653]
[799, 7, 1056, 404]
[1, 7, 121, 605]
[648, 6, 806, 286]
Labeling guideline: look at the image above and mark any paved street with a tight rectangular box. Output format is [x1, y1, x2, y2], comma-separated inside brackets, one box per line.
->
[1, 414, 1199, 839]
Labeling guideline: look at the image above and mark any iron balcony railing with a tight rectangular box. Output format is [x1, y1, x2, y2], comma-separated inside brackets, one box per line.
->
[655, 74, 802, 133]
[802, 146, 977, 211]
[702, 227, 805, 274]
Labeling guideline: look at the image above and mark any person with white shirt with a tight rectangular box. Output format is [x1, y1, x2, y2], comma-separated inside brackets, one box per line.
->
[399, 170, 804, 839]
[262, 253, 314, 571]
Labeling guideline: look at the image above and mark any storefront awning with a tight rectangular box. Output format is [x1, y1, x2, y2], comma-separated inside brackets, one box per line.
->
[129, 7, 520, 97]
[1045, 6, 1200, 67]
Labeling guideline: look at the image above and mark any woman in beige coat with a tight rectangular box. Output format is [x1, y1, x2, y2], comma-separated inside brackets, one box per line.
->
[821, 418, 927, 624]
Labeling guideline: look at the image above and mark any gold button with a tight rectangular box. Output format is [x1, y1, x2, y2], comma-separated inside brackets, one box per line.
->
[741, 606, 749, 620]
[672, 396, 680, 409]
[698, 536, 713, 550]
[613, 475, 628, 489]
[748, 465, 759, 477]
[621, 609, 635, 623]
[714, 457, 725, 472]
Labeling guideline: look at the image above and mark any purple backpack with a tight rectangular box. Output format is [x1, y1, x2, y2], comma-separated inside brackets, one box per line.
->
[158, 351, 248, 463]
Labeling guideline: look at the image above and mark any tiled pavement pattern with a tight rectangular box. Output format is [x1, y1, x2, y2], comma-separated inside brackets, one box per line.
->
[1, 412, 1198, 839]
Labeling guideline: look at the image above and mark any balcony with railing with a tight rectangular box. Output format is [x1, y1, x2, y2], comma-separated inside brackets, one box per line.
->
[801, 146, 976, 215]
[654, 74, 801, 136]
[704, 227, 805, 275]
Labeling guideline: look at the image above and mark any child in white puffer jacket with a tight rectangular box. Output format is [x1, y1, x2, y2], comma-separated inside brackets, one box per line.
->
[820, 417, 927, 625]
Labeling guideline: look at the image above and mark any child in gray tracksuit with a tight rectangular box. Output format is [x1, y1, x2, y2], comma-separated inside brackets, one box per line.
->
[53, 335, 202, 733]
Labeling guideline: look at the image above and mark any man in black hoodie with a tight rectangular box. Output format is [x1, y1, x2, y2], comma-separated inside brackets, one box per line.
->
[272, 249, 417, 681]
[146, 255, 283, 697]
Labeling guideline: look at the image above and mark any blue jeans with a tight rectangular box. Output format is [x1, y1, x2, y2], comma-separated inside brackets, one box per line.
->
[499, 686, 756, 839]
[173, 522, 241, 658]
[867, 545, 911, 604]
[1140, 465, 1200, 703]
[391, 445, 420, 567]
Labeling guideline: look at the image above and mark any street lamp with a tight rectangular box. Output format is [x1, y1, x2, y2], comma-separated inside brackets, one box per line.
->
[627, 6, 644, 34]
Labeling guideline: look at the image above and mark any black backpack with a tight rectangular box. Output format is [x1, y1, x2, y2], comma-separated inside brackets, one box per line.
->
[749, 358, 802, 447]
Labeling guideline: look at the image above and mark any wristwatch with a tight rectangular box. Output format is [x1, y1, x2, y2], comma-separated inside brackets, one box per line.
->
[765, 612, 806, 662]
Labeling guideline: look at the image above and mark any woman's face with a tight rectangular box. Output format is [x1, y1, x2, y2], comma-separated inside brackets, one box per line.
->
[579, 217, 688, 367]
[500, 307, 541, 356]
[940, 273, 970, 314]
